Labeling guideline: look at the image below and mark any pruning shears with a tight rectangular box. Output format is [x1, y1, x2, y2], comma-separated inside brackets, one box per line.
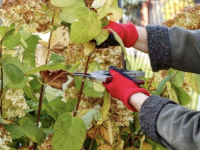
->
[73, 70, 145, 85]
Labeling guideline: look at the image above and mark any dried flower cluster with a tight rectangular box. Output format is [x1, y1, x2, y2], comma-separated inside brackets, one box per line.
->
[2, 89, 29, 119]
[65, 44, 122, 71]
[163, 4, 200, 30]
[0, 0, 57, 32]
[38, 135, 53, 150]
[0, 127, 12, 150]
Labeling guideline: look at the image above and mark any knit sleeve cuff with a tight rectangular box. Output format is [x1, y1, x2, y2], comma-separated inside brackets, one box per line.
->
[146, 25, 171, 72]
[139, 96, 176, 146]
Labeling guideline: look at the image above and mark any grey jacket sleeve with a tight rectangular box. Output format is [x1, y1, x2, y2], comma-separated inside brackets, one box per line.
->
[139, 26, 200, 150]
[146, 25, 200, 74]
[139, 96, 200, 150]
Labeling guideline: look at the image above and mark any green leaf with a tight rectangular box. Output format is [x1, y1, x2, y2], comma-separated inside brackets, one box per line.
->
[185, 73, 200, 94]
[50, 53, 65, 63]
[71, 7, 102, 43]
[2, 57, 28, 89]
[3, 24, 21, 49]
[23, 85, 37, 101]
[97, 90, 110, 125]
[29, 75, 42, 91]
[74, 76, 103, 97]
[3, 63, 24, 84]
[153, 75, 172, 96]
[172, 83, 191, 106]
[60, 0, 85, 23]
[0, 26, 7, 41]
[81, 105, 101, 129]
[51, 0, 79, 7]
[4, 124, 24, 140]
[25, 62, 68, 75]
[23, 35, 40, 67]
[68, 61, 81, 73]
[94, 29, 109, 45]
[65, 99, 77, 112]
[84, 138, 98, 150]
[48, 97, 69, 114]
[20, 30, 32, 40]
[52, 113, 87, 150]
[45, 85, 64, 102]
[166, 81, 179, 104]
[19, 117, 45, 144]
[168, 69, 184, 87]
[108, 28, 127, 59]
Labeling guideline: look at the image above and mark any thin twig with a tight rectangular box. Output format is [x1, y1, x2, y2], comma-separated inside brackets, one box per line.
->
[147, 73, 156, 91]
[73, 55, 91, 116]
[123, 133, 132, 149]
[89, 126, 99, 150]
[163, 70, 179, 93]
[33, 8, 56, 150]
[129, 129, 142, 147]
[0, 27, 8, 127]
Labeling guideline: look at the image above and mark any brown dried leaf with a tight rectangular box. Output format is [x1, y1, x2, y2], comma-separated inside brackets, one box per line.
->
[50, 26, 70, 53]
[99, 126, 113, 144]
[87, 127, 99, 138]
[97, 144, 114, 150]
[40, 70, 68, 90]
[35, 44, 49, 67]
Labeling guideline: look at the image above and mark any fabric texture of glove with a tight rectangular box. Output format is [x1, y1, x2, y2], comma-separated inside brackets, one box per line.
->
[103, 66, 150, 111]
[104, 21, 138, 48]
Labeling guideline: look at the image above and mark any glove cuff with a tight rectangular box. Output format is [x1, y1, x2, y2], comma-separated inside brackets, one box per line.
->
[123, 88, 150, 111]
[122, 23, 138, 48]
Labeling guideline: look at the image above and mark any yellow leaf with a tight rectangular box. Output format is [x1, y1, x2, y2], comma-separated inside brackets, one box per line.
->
[97, 144, 114, 150]
[50, 26, 70, 53]
[185, 72, 200, 94]
[140, 142, 152, 150]
[166, 81, 179, 104]
[93, 81, 105, 92]
[97, 0, 110, 20]
[92, 0, 107, 8]
[39, 40, 48, 47]
[108, 6, 123, 22]
[83, 41, 96, 56]
[15, 22, 21, 35]
[107, 119, 113, 144]
[97, 90, 110, 125]
[99, 126, 110, 144]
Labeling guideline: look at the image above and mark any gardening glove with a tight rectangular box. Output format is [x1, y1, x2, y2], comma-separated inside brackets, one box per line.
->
[103, 66, 150, 112]
[102, 21, 138, 48]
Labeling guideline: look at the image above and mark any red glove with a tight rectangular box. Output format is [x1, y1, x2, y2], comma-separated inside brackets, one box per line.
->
[103, 66, 150, 112]
[104, 21, 138, 48]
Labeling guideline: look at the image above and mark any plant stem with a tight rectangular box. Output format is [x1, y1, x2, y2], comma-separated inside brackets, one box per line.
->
[89, 126, 98, 150]
[0, 27, 8, 127]
[73, 55, 91, 117]
[33, 9, 55, 150]
[123, 133, 132, 149]
[147, 73, 156, 91]
[130, 129, 142, 147]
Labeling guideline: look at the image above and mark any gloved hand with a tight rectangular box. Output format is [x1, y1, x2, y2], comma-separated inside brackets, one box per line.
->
[103, 21, 138, 48]
[103, 66, 150, 111]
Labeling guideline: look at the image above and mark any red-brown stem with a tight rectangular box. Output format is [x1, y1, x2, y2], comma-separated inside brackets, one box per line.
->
[0, 27, 8, 127]
[73, 55, 91, 116]
[33, 8, 56, 150]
